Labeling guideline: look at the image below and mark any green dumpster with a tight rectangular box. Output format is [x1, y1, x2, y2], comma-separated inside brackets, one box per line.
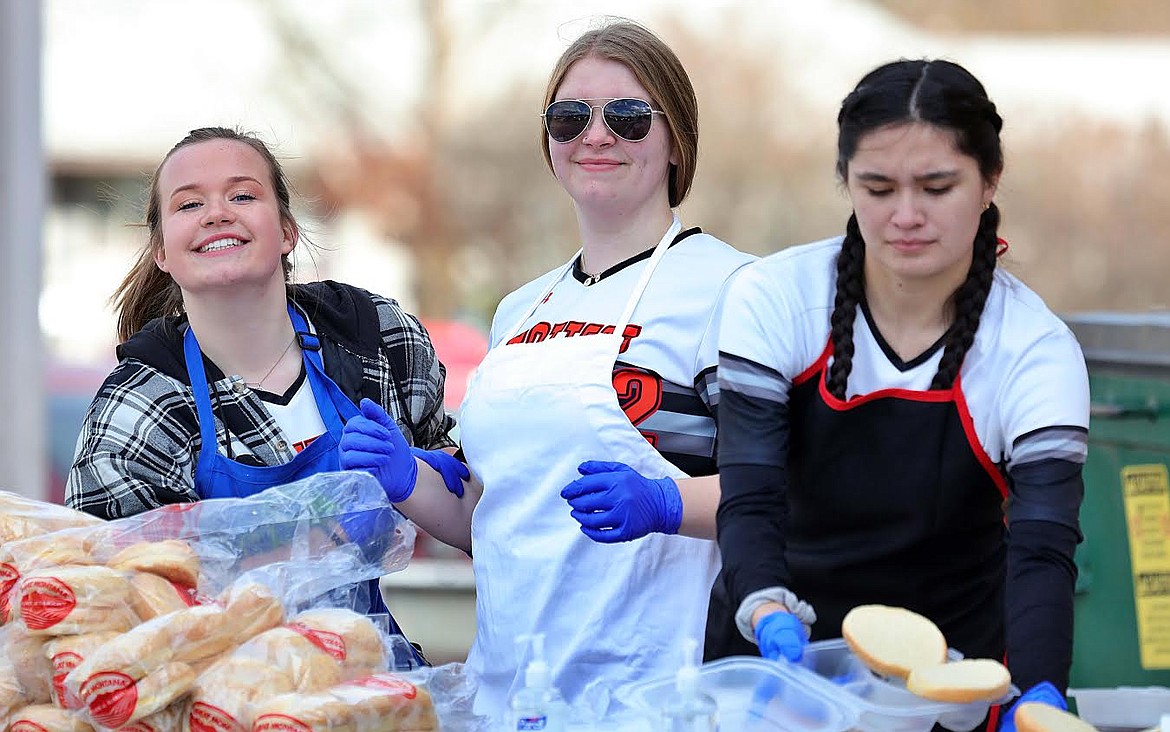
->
[1064, 312, 1170, 689]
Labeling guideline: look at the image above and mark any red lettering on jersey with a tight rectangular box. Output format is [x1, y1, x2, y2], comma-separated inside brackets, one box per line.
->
[619, 324, 642, 353]
[526, 321, 552, 343]
[613, 367, 662, 446]
[563, 321, 587, 337]
[506, 321, 643, 351]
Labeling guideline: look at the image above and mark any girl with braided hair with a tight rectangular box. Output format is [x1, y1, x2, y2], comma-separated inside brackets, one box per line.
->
[711, 59, 1089, 728]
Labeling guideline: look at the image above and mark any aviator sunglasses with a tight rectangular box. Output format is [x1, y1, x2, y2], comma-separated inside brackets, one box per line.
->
[542, 98, 666, 143]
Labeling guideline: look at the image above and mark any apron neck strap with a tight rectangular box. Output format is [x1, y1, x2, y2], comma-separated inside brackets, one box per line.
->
[504, 214, 683, 340]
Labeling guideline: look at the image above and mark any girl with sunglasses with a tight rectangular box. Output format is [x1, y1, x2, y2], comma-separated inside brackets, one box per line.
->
[339, 19, 752, 721]
[712, 59, 1089, 729]
[66, 127, 464, 664]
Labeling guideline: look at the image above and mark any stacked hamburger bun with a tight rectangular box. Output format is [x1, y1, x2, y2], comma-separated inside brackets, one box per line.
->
[0, 521, 202, 729]
[252, 673, 438, 731]
[841, 604, 1011, 704]
[1015, 702, 1100, 732]
[63, 581, 283, 729]
[187, 607, 390, 731]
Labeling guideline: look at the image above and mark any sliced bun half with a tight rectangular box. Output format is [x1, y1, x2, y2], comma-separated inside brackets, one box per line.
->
[906, 658, 1011, 703]
[842, 604, 947, 679]
[1015, 702, 1099, 732]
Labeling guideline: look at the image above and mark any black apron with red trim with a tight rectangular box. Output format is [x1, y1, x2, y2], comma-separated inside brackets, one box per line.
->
[787, 340, 1007, 664]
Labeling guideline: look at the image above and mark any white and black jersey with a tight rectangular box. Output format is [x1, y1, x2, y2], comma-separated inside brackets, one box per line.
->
[488, 228, 755, 477]
[714, 237, 1090, 692]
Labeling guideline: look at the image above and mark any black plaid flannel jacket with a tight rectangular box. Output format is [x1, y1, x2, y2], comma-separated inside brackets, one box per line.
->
[65, 281, 456, 519]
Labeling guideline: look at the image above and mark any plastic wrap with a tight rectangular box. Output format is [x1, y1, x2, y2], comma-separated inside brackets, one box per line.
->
[0, 473, 423, 729]
[3, 472, 414, 602]
[250, 672, 439, 731]
[62, 582, 283, 729]
[17, 565, 140, 636]
[3, 621, 53, 702]
[6, 702, 94, 731]
[0, 494, 103, 625]
[0, 655, 31, 728]
[44, 632, 120, 709]
[186, 606, 393, 731]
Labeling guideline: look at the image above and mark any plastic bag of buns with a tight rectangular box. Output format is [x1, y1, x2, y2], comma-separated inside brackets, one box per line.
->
[63, 581, 284, 730]
[2, 621, 53, 703]
[250, 673, 438, 732]
[0, 532, 189, 629]
[45, 632, 121, 710]
[6, 471, 414, 603]
[0, 655, 31, 728]
[14, 566, 139, 637]
[0, 491, 101, 628]
[186, 607, 391, 731]
[0, 491, 103, 546]
[112, 702, 186, 732]
[6, 702, 94, 731]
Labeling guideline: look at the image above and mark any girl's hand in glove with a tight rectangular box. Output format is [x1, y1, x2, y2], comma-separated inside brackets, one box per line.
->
[560, 460, 682, 542]
[998, 682, 1067, 732]
[340, 399, 418, 503]
[754, 610, 809, 662]
[410, 447, 470, 498]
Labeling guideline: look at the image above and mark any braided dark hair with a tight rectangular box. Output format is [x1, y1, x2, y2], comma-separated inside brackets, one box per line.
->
[931, 203, 1000, 389]
[826, 59, 1004, 399]
[826, 214, 866, 398]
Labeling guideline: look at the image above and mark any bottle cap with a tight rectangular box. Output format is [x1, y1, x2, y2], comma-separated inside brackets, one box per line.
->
[676, 637, 700, 696]
[520, 634, 551, 690]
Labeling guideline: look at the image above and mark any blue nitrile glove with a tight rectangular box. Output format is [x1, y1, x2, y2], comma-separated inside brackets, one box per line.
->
[340, 399, 418, 503]
[410, 447, 469, 498]
[754, 610, 809, 662]
[560, 460, 683, 543]
[336, 505, 397, 561]
[998, 681, 1067, 732]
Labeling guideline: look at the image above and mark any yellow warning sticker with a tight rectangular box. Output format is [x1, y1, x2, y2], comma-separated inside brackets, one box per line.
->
[1123, 464, 1170, 668]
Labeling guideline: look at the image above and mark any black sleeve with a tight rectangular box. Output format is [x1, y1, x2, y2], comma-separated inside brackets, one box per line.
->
[1004, 454, 1084, 692]
[1005, 519, 1079, 693]
[716, 387, 793, 608]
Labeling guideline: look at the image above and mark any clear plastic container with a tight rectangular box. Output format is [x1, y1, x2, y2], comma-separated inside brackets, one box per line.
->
[797, 639, 1020, 732]
[619, 656, 858, 732]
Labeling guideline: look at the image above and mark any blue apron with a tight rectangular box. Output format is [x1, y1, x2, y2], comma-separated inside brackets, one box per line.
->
[184, 304, 425, 666]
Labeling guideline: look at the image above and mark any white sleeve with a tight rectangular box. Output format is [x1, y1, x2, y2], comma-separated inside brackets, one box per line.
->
[998, 328, 1090, 456]
[717, 261, 804, 387]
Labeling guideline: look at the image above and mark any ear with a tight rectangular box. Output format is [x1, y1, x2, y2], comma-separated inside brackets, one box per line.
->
[153, 245, 169, 273]
[669, 141, 680, 168]
[982, 172, 1000, 208]
[281, 220, 299, 255]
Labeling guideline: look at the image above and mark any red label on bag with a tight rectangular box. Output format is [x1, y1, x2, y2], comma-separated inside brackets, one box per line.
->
[81, 671, 137, 728]
[189, 701, 244, 732]
[170, 579, 200, 607]
[252, 714, 313, 732]
[20, 576, 76, 630]
[287, 622, 347, 661]
[0, 562, 19, 622]
[346, 674, 418, 698]
[51, 650, 84, 709]
[9, 721, 50, 732]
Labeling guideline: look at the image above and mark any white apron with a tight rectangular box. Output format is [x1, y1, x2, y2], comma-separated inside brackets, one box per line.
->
[460, 216, 720, 721]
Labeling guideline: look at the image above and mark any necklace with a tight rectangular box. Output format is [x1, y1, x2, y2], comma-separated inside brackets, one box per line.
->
[244, 334, 298, 390]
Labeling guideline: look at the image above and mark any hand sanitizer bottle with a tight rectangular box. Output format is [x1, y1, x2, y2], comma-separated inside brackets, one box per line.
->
[508, 634, 567, 731]
[661, 638, 718, 731]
